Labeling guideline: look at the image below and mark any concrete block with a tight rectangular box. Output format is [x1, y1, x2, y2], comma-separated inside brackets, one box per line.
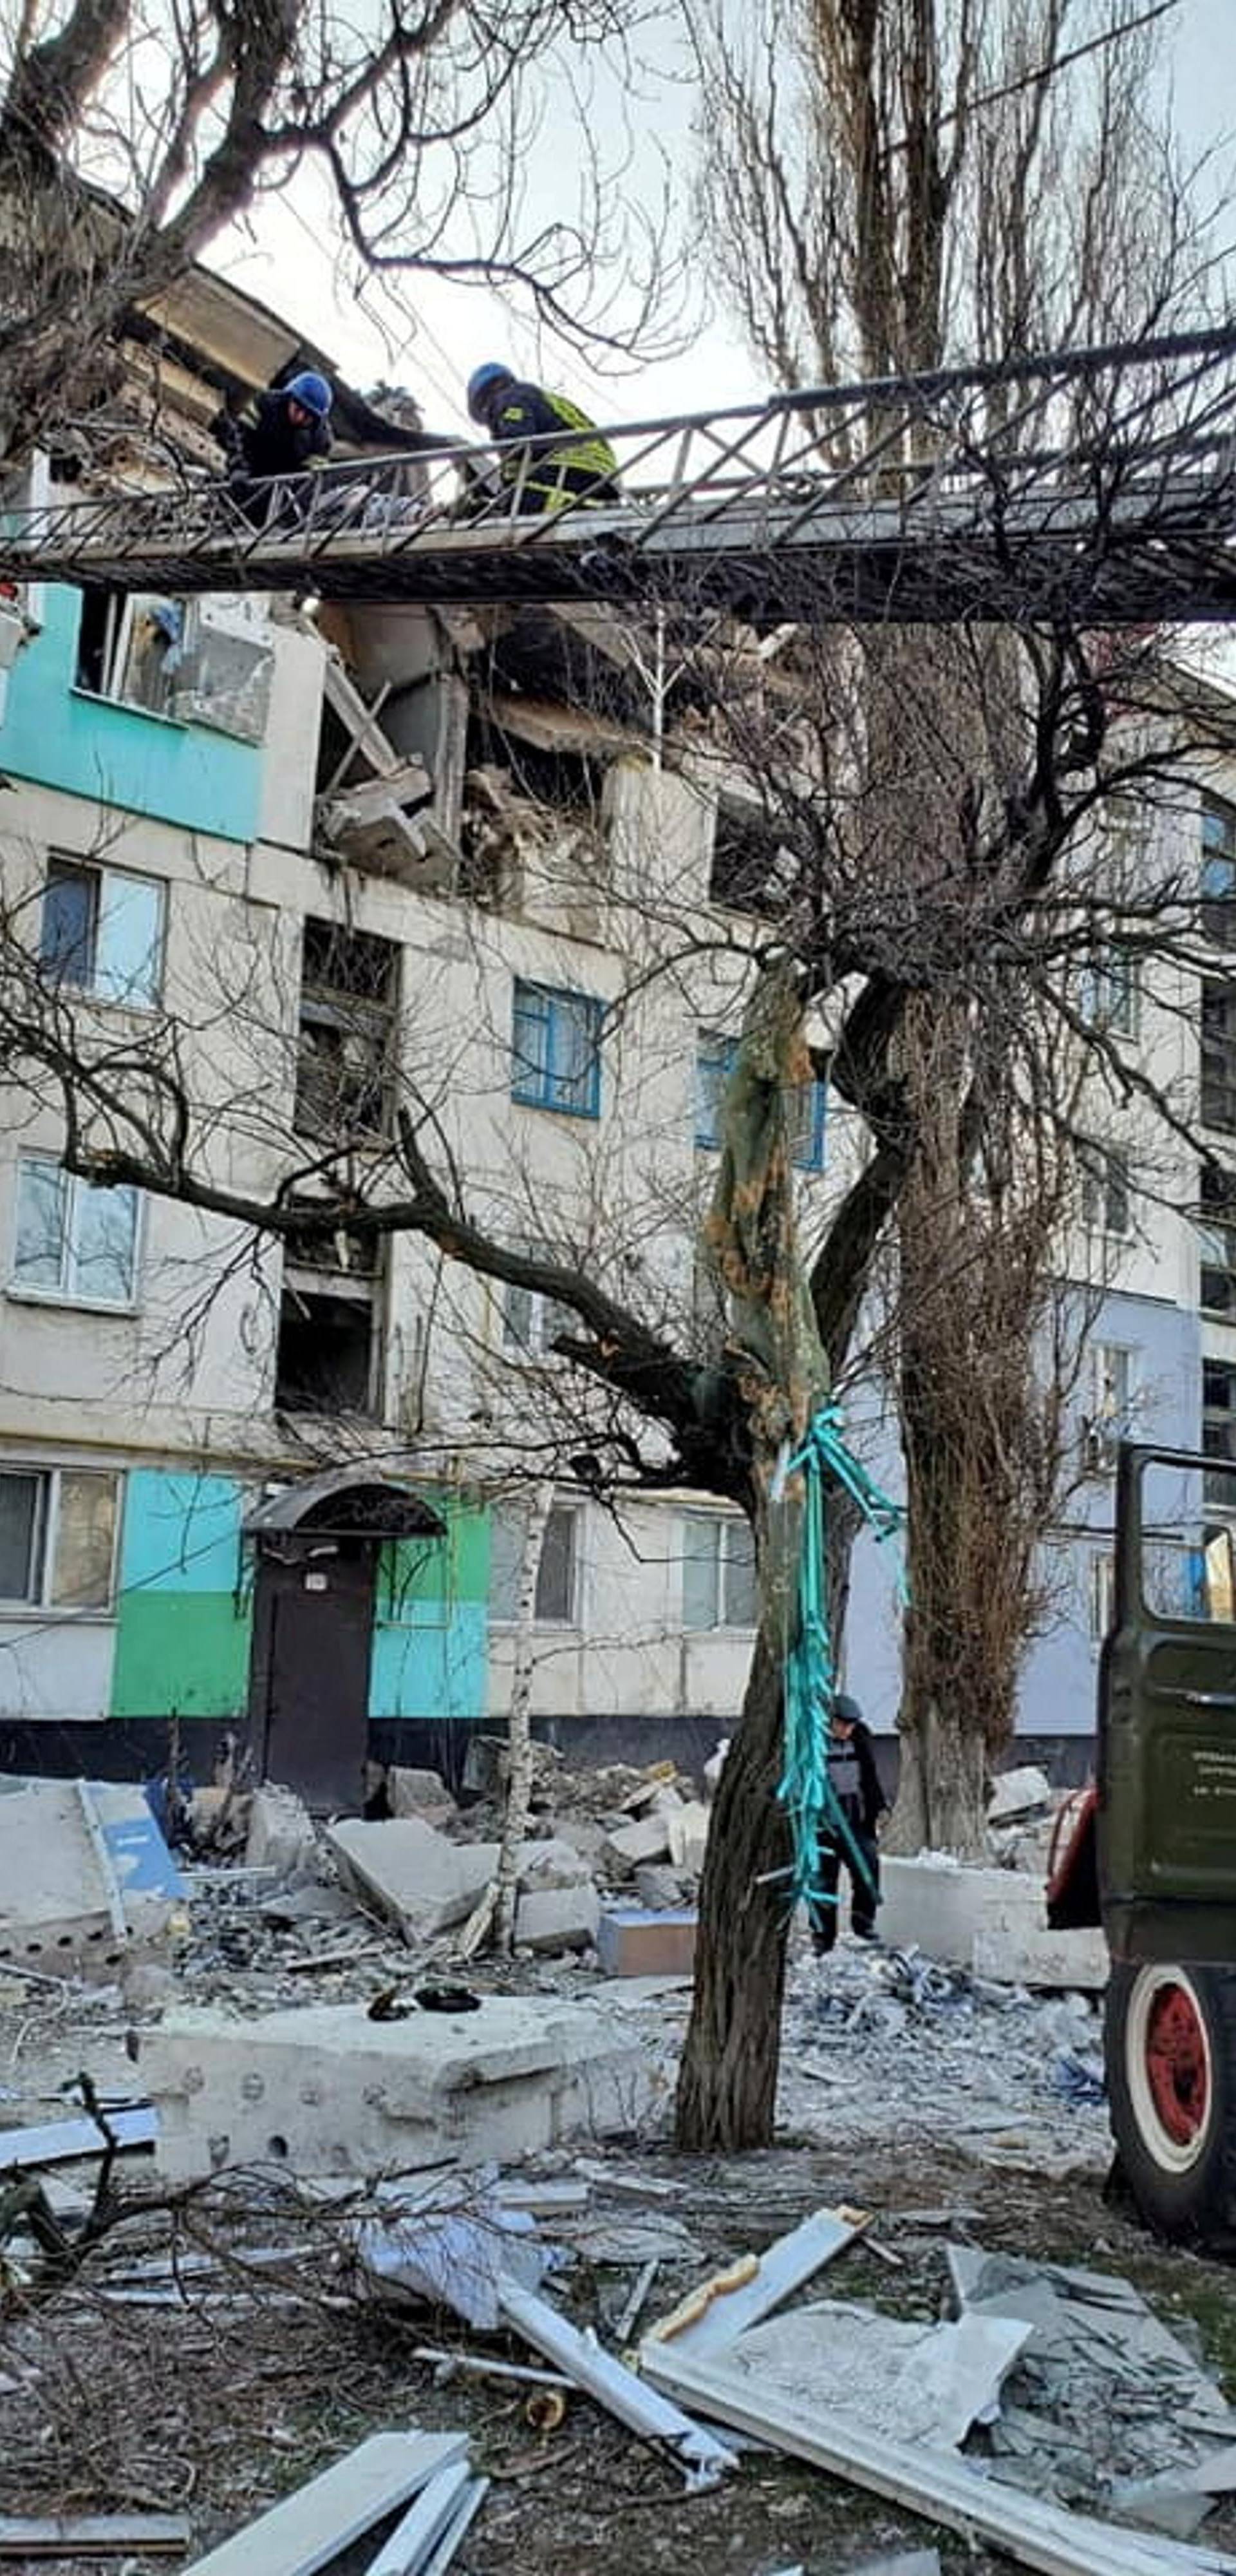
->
[551, 1817, 607, 1869]
[605, 1815, 671, 1869]
[518, 1837, 593, 1893]
[140, 1991, 658, 2182]
[326, 1815, 500, 1941]
[0, 1779, 181, 1973]
[667, 1801, 709, 1875]
[972, 1925, 1109, 1991]
[879, 1855, 1107, 1990]
[986, 1765, 1053, 1825]
[514, 1882, 601, 1953]
[388, 1766, 455, 1821]
[245, 1785, 317, 1877]
[597, 1907, 698, 1979]
[635, 1864, 693, 1910]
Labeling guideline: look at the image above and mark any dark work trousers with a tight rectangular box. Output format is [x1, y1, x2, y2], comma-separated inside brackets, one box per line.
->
[811, 1828, 881, 1953]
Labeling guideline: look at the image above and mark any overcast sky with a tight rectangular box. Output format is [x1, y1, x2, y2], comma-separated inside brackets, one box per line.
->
[211, 0, 1235, 437]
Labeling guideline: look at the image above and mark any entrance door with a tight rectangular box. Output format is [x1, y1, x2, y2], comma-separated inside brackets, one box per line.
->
[249, 1542, 375, 1812]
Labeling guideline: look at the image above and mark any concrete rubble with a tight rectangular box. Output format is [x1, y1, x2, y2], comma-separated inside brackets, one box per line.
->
[0, 1775, 183, 1973]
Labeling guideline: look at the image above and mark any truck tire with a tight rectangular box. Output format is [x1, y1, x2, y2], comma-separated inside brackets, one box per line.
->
[1105, 1960, 1236, 2243]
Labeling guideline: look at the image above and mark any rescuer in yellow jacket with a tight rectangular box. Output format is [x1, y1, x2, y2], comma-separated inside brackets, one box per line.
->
[465, 364, 621, 513]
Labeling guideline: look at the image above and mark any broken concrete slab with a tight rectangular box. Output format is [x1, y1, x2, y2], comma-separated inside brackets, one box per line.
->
[517, 1837, 594, 1892]
[141, 1991, 658, 2181]
[971, 1925, 1109, 1991]
[245, 1785, 317, 1878]
[514, 1882, 600, 1953]
[327, 1815, 500, 1942]
[635, 1864, 694, 1909]
[389, 1767, 456, 1821]
[598, 1907, 697, 1979]
[667, 1801, 709, 1875]
[180, 2430, 465, 2576]
[879, 1856, 1107, 1988]
[692, 2300, 1031, 2451]
[988, 1766, 1054, 1824]
[604, 1815, 671, 1870]
[0, 1778, 182, 1971]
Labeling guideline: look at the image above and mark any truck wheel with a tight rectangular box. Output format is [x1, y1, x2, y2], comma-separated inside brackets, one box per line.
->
[1106, 1961, 1236, 2242]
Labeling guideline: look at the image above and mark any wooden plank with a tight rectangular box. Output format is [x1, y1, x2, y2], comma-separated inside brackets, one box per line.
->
[0, 2515, 189, 2557]
[364, 2460, 471, 2575]
[0, 2105, 157, 2168]
[644, 2207, 864, 2357]
[182, 2432, 467, 2576]
[642, 2341, 1236, 2576]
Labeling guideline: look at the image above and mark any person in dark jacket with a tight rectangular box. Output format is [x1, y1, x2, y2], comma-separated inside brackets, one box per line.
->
[812, 1691, 887, 1955]
[465, 363, 620, 512]
[209, 372, 333, 523]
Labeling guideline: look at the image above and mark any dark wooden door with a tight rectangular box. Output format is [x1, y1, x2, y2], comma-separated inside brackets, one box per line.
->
[249, 1543, 375, 1812]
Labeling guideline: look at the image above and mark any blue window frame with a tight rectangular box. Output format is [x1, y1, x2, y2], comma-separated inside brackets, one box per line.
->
[695, 1031, 827, 1171]
[512, 980, 603, 1118]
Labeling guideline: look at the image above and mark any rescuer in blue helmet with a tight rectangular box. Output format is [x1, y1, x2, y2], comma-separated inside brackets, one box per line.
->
[464, 363, 619, 513]
[209, 368, 334, 511]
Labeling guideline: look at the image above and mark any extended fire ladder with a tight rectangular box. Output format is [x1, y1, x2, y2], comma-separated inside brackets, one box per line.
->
[2, 322, 1235, 626]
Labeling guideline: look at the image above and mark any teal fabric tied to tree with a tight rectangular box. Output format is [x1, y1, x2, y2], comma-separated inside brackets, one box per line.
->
[774, 1401, 908, 1923]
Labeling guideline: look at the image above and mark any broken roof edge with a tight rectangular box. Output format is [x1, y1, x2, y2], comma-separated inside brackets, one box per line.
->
[243, 1464, 447, 1543]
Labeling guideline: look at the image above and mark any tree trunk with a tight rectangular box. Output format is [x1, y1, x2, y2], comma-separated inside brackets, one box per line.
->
[881, 1696, 987, 1857]
[459, 1479, 552, 1961]
[675, 1625, 792, 2151]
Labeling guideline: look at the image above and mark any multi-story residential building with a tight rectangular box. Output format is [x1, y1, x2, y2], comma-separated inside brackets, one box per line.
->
[3, 269, 1235, 1806]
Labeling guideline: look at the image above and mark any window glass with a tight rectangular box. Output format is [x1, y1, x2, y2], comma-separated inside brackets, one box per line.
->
[722, 1520, 759, 1627]
[512, 982, 601, 1116]
[1199, 1167, 1236, 1317]
[536, 1506, 577, 1622]
[1079, 1141, 1129, 1236]
[489, 1501, 578, 1622]
[553, 994, 601, 1115]
[1202, 980, 1236, 1133]
[0, 1472, 42, 1602]
[41, 860, 98, 987]
[1141, 1461, 1236, 1620]
[50, 1472, 118, 1608]
[1203, 798, 1236, 947]
[14, 1159, 68, 1290]
[683, 1518, 721, 1629]
[512, 985, 551, 1103]
[695, 1034, 735, 1149]
[69, 1180, 138, 1303]
[96, 872, 164, 1007]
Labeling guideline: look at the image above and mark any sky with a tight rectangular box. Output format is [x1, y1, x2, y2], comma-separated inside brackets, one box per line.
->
[207, 0, 1235, 440]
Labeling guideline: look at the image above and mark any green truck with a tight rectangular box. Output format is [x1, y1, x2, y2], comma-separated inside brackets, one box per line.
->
[1049, 1441, 1236, 2241]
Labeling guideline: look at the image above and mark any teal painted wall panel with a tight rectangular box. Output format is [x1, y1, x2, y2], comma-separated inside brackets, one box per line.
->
[118, 1471, 248, 1595]
[370, 1603, 487, 1721]
[2, 586, 261, 842]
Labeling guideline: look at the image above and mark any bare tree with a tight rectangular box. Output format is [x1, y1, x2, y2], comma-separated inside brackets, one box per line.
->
[0, 0, 678, 465]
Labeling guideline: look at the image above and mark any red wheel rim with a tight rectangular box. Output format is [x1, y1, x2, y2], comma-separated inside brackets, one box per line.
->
[1145, 1982, 1210, 2148]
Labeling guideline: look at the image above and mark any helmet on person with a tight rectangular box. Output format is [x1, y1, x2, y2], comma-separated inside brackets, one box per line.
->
[467, 362, 515, 422]
[285, 370, 332, 419]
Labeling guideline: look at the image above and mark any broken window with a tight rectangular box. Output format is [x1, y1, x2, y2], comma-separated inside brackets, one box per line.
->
[489, 1501, 581, 1624]
[74, 586, 272, 741]
[294, 919, 398, 1143]
[1202, 980, 1236, 1134]
[1199, 1167, 1236, 1319]
[1078, 1139, 1130, 1238]
[502, 1240, 576, 1357]
[682, 1514, 758, 1630]
[41, 856, 164, 1007]
[1203, 796, 1236, 949]
[274, 1286, 377, 1416]
[12, 1157, 140, 1306]
[0, 1466, 119, 1609]
[709, 804, 795, 917]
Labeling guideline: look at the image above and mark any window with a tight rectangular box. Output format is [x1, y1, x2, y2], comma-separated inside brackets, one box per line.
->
[41, 858, 164, 1007]
[1203, 797, 1236, 949]
[0, 1468, 119, 1610]
[74, 588, 272, 741]
[709, 805, 794, 917]
[1203, 1360, 1236, 1505]
[502, 1242, 575, 1358]
[1086, 1342, 1136, 1470]
[1078, 945, 1138, 1039]
[682, 1514, 758, 1629]
[695, 1032, 827, 1171]
[75, 585, 184, 715]
[511, 981, 603, 1118]
[275, 1285, 378, 1416]
[1078, 1139, 1130, 1238]
[1089, 1551, 1115, 1642]
[12, 1159, 139, 1306]
[1202, 981, 1236, 1134]
[489, 1501, 580, 1624]
[295, 919, 397, 1142]
[1199, 1167, 1236, 1319]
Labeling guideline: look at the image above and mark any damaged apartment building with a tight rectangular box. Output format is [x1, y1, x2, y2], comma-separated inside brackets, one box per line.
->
[3, 263, 1236, 1806]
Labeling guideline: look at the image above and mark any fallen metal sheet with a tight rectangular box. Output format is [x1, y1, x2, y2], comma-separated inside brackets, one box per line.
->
[181, 2430, 467, 2576]
[642, 2340, 1236, 2576]
[357, 2181, 550, 2331]
[418, 2477, 489, 2576]
[364, 2459, 471, 2575]
[0, 2515, 190, 2557]
[644, 2206, 863, 2356]
[496, 2277, 739, 2494]
[0, 2105, 158, 2168]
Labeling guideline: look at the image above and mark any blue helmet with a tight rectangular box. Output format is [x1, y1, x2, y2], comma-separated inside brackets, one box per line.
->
[467, 362, 514, 422]
[285, 370, 332, 420]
